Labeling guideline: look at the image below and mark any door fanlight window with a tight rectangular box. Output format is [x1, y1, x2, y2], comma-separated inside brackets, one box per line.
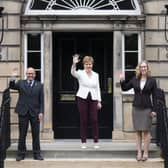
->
[25, 0, 141, 15]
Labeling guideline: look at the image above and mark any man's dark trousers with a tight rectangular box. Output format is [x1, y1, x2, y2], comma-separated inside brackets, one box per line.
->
[18, 112, 40, 156]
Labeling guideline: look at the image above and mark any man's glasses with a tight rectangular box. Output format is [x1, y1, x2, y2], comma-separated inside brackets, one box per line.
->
[26, 73, 35, 75]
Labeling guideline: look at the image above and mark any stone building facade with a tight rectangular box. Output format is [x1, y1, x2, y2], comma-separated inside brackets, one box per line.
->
[0, 0, 168, 141]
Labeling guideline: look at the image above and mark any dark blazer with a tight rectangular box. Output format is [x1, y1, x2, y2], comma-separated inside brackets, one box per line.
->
[120, 77, 157, 111]
[9, 80, 44, 117]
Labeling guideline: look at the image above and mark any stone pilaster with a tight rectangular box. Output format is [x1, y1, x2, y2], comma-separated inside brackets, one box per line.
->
[112, 31, 124, 140]
[41, 30, 54, 140]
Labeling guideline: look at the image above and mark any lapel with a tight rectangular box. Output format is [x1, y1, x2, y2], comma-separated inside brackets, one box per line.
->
[139, 77, 150, 92]
[135, 78, 141, 91]
[31, 81, 37, 90]
[24, 80, 37, 94]
[30, 80, 34, 87]
[24, 80, 30, 89]
[143, 77, 150, 91]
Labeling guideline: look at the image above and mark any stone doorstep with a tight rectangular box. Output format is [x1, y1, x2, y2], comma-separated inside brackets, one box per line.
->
[5, 158, 164, 168]
[7, 141, 161, 159]
[6, 141, 164, 168]
[5, 158, 163, 161]
[8, 140, 160, 151]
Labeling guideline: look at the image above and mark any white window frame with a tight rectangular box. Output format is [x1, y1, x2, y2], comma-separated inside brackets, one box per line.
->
[121, 32, 141, 94]
[24, 32, 44, 83]
[25, 0, 141, 16]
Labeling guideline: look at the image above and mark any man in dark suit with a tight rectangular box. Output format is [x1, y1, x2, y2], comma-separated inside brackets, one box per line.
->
[9, 67, 44, 161]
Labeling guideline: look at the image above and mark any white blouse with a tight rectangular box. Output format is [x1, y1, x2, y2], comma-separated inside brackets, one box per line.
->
[140, 79, 146, 90]
[71, 65, 101, 101]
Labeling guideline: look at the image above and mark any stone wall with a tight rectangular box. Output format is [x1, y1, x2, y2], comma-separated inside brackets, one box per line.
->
[144, 0, 168, 104]
[121, 0, 168, 140]
[0, 0, 22, 140]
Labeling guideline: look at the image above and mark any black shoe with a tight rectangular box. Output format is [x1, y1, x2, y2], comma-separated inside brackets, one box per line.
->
[16, 155, 25, 161]
[33, 154, 44, 160]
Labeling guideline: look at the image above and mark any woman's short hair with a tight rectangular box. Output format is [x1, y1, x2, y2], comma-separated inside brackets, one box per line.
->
[135, 60, 151, 79]
[82, 56, 94, 65]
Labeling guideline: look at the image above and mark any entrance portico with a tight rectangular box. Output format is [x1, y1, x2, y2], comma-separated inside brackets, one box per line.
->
[38, 21, 143, 141]
[21, 0, 144, 140]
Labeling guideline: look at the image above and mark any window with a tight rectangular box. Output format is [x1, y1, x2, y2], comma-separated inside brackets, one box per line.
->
[25, 0, 141, 16]
[25, 33, 44, 82]
[122, 33, 141, 91]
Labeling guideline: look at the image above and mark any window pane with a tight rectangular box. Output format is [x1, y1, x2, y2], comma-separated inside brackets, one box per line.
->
[35, 70, 41, 81]
[125, 34, 138, 50]
[125, 71, 135, 82]
[27, 33, 42, 82]
[125, 52, 138, 69]
[118, 0, 135, 10]
[30, 0, 135, 10]
[28, 52, 41, 69]
[123, 33, 139, 86]
[28, 34, 41, 50]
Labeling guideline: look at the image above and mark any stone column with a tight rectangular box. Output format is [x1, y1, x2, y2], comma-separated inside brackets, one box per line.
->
[41, 31, 54, 140]
[112, 31, 124, 140]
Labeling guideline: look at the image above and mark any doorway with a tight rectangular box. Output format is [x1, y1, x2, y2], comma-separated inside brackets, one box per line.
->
[52, 32, 113, 139]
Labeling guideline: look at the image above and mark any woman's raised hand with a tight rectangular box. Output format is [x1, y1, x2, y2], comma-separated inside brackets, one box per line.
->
[72, 54, 80, 64]
[119, 71, 125, 81]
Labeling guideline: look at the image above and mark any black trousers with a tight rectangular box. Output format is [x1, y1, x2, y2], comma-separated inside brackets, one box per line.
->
[18, 113, 40, 155]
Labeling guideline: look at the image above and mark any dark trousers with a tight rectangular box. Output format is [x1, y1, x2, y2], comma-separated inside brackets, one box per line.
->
[18, 113, 40, 156]
[0, 160, 4, 168]
[77, 94, 99, 143]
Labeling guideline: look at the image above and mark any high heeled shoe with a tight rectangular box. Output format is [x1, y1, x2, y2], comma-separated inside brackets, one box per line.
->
[136, 155, 142, 161]
[142, 155, 148, 161]
[136, 153, 142, 161]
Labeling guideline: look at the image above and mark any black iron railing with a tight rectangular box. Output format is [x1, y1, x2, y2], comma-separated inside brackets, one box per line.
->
[155, 88, 168, 168]
[0, 88, 11, 168]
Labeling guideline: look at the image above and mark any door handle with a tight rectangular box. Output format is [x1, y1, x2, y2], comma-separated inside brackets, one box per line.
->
[107, 77, 112, 94]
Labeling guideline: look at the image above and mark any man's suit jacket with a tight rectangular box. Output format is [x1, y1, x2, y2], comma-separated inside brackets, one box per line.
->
[120, 77, 157, 111]
[9, 80, 44, 117]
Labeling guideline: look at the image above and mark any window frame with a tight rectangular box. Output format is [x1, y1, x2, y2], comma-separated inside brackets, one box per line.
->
[25, 0, 141, 16]
[121, 32, 141, 94]
[24, 32, 44, 83]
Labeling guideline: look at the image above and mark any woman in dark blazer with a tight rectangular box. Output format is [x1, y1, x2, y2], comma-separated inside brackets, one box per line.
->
[120, 60, 157, 161]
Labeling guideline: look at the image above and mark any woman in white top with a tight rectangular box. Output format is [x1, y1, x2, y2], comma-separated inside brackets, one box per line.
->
[71, 55, 102, 149]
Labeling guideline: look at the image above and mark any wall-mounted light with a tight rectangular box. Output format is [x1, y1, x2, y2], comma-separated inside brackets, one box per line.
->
[0, 6, 4, 62]
[0, 6, 4, 45]
[0, 7, 4, 17]
[164, 5, 168, 42]
[165, 5, 168, 15]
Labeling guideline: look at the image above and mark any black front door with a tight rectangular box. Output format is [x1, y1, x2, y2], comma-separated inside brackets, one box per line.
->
[53, 32, 113, 139]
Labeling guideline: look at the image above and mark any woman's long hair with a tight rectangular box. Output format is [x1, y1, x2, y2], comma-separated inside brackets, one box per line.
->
[135, 60, 151, 79]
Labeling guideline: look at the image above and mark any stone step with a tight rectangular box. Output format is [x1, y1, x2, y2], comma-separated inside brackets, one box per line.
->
[5, 140, 164, 168]
[7, 140, 161, 159]
[5, 158, 164, 168]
